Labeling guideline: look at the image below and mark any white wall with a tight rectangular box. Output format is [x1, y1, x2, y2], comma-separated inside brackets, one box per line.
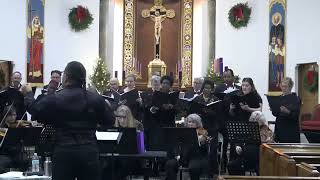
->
[0, 0, 100, 85]
[216, 0, 320, 121]
[0, 0, 27, 82]
[193, 0, 209, 78]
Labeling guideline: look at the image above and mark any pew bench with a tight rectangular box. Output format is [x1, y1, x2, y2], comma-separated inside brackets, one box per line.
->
[218, 175, 320, 180]
[260, 143, 320, 176]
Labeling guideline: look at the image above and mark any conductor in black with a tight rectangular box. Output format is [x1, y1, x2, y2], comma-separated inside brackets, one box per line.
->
[23, 61, 114, 180]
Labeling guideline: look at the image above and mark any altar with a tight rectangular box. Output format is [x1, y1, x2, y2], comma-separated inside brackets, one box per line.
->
[122, 0, 194, 88]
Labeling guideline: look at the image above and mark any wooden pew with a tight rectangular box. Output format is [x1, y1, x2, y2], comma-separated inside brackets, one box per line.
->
[297, 163, 320, 177]
[218, 176, 320, 180]
[277, 154, 320, 176]
[260, 144, 320, 176]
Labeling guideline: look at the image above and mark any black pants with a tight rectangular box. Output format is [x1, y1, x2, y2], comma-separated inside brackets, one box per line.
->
[188, 158, 209, 180]
[208, 130, 218, 175]
[52, 144, 100, 180]
[0, 155, 11, 173]
[165, 159, 179, 180]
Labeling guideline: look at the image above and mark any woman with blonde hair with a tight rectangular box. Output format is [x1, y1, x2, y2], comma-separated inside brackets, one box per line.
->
[114, 105, 143, 131]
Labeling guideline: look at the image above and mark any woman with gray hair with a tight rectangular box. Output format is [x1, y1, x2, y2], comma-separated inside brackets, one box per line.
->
[272, 77, 301, 143]
[249, 111, 274, 143]
[228, 111, 274, 175]
[181, 114, 210, 180]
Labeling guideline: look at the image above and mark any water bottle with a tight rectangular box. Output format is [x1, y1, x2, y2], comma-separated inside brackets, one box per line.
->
[44, 157, 52, 177]
[31, 153, 40, 172]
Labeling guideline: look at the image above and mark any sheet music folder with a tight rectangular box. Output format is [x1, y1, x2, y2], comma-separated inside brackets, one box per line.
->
[265, 94, 281, 113]
[0, 127, 43, 148]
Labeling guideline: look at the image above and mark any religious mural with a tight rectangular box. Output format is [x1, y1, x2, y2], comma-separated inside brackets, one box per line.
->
[268, 0, 286, 94]
[27, 0, 44, 86]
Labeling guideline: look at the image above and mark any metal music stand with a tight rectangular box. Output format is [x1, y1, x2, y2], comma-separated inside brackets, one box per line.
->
[37, 124, 55, 157]
[226, 121, 261, 145]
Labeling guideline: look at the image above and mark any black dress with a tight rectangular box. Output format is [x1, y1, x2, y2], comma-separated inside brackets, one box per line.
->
[273, 93, 301, 143]
[232, 91, 262, 122]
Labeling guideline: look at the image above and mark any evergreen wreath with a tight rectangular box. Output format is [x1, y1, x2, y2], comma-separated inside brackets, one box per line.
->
[228, 2, 251, 29]
[303, 70, 318, 93]
[68, 5, 93, 32]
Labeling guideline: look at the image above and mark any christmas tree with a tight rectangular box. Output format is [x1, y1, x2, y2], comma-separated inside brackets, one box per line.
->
[206, 59, 240, 85]
[206, 59, 224, 85]
[89, 58, 111, 93]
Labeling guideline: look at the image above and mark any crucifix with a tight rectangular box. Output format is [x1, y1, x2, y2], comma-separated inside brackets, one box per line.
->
[141, 0, 175, 61]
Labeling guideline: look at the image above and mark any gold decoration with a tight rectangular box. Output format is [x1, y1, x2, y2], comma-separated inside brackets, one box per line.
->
[123, 0, 135, 76]
[181, 0, 193, 87]
[142, 0, 175, 86]
[123, 0, 193, 87]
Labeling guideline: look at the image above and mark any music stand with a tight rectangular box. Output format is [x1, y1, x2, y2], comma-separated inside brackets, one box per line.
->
[226, 121, 261, 145]
[0, 127, 43, 148]
[149, 127, 198, 152]
[96, 129, 122, 180]
[37, 124, 55, 157]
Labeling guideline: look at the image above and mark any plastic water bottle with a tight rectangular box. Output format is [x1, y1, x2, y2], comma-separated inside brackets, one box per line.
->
[44, 157, 52, 177]
[31, 153, 40, 172]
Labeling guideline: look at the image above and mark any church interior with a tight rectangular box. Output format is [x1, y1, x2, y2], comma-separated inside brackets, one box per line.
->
[0, 0, 319, 179]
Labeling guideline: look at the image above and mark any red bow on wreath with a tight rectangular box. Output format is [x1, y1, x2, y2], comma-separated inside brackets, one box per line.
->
[76, 6, 87, 23]
[233, 7, 244, 21]
[307, 70, 315, 85]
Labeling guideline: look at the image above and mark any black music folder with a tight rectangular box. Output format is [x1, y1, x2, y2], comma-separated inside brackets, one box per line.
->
[265, 94, 281, 113]
[214, 89, 240, 100]
[190, 100, 223, 115]
[120, 89, 140, 106]
[152, 91, 180, 107]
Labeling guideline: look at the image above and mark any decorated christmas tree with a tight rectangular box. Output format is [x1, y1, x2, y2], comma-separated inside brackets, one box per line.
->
[206, 59, 224, 85]
[206, 58, 240, 85]
[89, 58, 110, 93]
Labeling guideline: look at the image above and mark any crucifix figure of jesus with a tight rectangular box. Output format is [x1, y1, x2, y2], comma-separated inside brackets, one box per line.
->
[142, 0, 175, 60]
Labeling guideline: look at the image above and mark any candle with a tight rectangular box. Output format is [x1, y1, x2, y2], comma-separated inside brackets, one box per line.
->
[219, 58, 223, 76]
[176, 64, 178, 74]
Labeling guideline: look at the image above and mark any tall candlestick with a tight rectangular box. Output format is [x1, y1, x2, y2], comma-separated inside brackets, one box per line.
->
[219, 58, 223, 76]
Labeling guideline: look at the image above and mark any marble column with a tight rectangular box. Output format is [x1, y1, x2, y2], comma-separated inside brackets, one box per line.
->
[208, 0, 216, 62]
[99, 0, 107, 62]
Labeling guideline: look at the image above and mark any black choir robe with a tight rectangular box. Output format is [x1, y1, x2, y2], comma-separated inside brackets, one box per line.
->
[231, 91, 262, 122]
[273, 93, 301, 143]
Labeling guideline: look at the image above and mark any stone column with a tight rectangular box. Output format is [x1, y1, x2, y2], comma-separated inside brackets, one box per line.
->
[99, 0, 107, 62]
[208, 0, 216, 61]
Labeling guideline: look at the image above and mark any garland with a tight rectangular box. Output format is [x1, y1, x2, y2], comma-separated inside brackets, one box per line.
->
[68, 5, 93, 32]
[228, 2, 251, 29]
[303, 70, 318, 93]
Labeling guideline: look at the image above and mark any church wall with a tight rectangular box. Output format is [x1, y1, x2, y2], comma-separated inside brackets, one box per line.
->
[0, 0, 27, 82]
[0, 0, 100, 86]
[216, 0, 320, 122]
